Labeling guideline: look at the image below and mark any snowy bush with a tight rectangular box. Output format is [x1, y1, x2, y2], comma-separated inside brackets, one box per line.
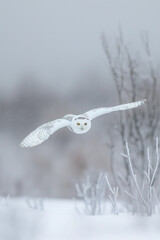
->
[75, 173, 106, 215]
[75, 138, 160, 216]
[121, 138, 160, 216]
[25, 197, 44, 211]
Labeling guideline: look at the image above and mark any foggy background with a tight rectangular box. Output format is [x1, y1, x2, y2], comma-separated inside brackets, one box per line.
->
[0, 0, 160, 198]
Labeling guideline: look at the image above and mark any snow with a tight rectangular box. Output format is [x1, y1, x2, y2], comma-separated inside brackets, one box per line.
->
[0, 198, 160, 240]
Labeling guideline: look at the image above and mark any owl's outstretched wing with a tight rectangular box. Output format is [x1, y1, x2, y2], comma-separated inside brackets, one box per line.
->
[20, 119, 70, 148]
[84, 99, 146, 120]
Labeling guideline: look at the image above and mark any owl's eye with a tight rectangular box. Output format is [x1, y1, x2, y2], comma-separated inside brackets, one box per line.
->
[84, 123, 87, 125]
[77, 123, 80, 126]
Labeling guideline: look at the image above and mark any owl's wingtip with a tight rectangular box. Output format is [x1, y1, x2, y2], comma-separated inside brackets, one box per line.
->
[19, 139, 41, 148]
[20, 139, 31, 148]
[20, 141, 27, 148]
[139, 99, 146, 105]
[20, 143, 34, 148]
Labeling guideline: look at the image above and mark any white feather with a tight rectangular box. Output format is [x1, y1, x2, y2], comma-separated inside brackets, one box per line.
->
[20, 119, 70, 148]
[84, 99, 146, 120]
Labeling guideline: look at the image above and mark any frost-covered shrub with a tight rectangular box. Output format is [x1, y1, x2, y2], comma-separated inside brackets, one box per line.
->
[121, 138, 160, 216]
[25, 197, 44, 211]
[75, 173, 106, 215]
[75, 138, 160, 216]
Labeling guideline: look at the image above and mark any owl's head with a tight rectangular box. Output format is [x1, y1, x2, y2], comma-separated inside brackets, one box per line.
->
[72, 116, 91, 134]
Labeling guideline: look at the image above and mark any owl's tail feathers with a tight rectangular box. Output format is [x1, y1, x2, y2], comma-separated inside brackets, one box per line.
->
[20, 127, 50, 148]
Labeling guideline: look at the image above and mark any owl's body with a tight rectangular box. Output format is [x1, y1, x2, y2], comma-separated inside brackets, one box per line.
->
[20, 99, 146, 148]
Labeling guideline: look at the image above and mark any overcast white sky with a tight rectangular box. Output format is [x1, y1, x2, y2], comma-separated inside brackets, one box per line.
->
[0, 0, 160, 94]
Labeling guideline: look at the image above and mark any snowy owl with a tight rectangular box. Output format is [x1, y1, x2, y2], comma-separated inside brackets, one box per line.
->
[20, 99, 146, 148]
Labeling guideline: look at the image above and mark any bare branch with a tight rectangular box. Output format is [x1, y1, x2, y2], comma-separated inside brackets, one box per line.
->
[151, 138, 159, 185]
[105, 174, 119, 215]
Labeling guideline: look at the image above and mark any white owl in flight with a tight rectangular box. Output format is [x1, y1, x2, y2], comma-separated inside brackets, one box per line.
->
[20, 99, 146, 148]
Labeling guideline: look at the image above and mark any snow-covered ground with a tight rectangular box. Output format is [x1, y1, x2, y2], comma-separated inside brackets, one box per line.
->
[0, 198, 160, 240]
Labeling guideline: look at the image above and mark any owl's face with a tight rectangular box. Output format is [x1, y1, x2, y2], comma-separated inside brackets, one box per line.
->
[72, 116, 91, 134]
